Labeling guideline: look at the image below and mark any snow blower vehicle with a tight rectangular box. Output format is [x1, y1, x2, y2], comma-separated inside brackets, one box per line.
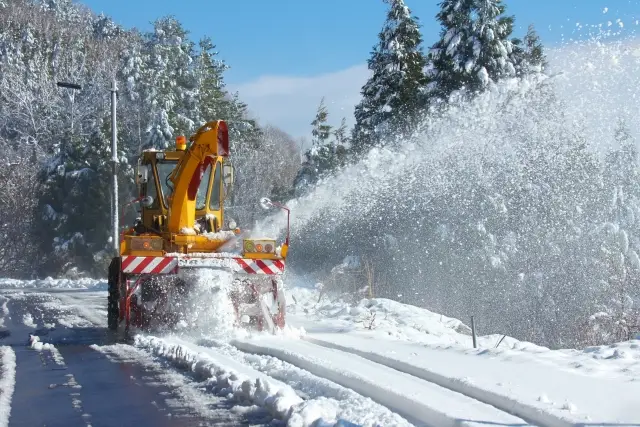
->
[107, 120, 289, 335]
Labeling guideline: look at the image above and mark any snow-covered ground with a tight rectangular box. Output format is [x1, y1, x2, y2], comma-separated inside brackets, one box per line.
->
[0, 277, 106, 291]
[284, 288, 640, 425]
[0, 278, 638, 427]
[0, 345, 16, 427]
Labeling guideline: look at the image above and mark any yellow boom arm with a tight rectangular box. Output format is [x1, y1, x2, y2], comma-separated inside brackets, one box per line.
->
[166, 120, 229, 234]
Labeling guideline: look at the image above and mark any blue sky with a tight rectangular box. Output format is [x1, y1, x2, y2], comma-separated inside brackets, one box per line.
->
[80, 0, 640, 139]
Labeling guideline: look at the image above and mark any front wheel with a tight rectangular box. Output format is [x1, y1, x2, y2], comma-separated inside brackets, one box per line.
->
[107, 257, 121, 331]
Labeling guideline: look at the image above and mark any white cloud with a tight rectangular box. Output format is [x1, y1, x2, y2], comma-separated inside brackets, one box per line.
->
[228, 64, 369, 143]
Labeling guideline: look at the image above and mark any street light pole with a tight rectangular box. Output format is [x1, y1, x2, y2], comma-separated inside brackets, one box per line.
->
[110, 79, 119, 255]
[56, 81, 81, 160]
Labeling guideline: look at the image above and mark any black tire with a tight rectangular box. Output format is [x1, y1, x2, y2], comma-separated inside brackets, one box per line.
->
[107, 257, 121, 331]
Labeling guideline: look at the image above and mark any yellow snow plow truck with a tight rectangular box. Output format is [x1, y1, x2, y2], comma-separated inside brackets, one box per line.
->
[107, 120, 290, 334]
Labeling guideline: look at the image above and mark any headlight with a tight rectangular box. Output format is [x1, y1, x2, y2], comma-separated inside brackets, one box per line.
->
[243, 239, 277, 254]
[131, 237, 163, 251]
[228, 219, 237, 229]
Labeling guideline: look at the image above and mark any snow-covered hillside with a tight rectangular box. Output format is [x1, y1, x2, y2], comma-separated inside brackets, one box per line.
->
[0, 279, 638, 427]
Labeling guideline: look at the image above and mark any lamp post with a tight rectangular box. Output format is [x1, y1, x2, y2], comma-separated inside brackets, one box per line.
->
[56, 81, 82, 135]
[56, 81, 81, 166]
[110, 79, 119, 254]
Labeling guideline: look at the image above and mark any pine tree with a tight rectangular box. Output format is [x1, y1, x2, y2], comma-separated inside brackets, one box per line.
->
[194, 37, 230, 125]
[332, 117, 350, 169]
[428, 0, 475, 102]
[117, 30, 147, 154]
[469, 0, 516, 89]
[142, 16, 198, 149]
[40, 115, 129, 276]
[293, 100, 353, 195]
[334, 117, 350, 147]
[351, 0, 428, 155]
[511, 24, 547, 76]
[311, 97, 332, 148]
[428, 0, 518, 100]
[295, 99, 333, 192]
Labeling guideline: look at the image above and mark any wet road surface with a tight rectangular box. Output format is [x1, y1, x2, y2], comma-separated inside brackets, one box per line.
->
[1, 290, 274, 427]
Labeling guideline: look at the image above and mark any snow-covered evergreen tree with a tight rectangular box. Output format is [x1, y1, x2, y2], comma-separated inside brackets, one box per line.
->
[511, 24, 547, 76]
[142, 16, 198, 149]
[468, 0, 516, 88]
[311, 97, 332, 148]
[334, 117, 350, 148]
[351, 0, 427, 155]
[294, 99, 333, 193]
[118, 31, 147, 155]
[427, 0, 475, 102]
[194, 36, 230, 125]
[428, 0, 517, 100]
[293, 100, 351, 196]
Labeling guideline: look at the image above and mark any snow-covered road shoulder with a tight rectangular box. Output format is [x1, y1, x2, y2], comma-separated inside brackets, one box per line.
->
[133, 335, 305, 422]
[286, 286, 640, 426]
[231, 336, 532, 427]
[0, 346, 16, 427]
[132, 335, 389, 427]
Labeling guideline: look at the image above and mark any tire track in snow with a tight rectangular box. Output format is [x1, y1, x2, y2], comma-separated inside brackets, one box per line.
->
[302, 337, 577, 427]
[230, 338, 535, 427]
[54, 292, 107, 327]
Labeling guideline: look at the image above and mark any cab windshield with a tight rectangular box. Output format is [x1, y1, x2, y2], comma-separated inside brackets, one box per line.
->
[149, 160, 221, 211]
[157, 161, 177, 207]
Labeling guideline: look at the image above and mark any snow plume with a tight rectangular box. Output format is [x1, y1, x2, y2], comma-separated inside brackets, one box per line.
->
[258, 36, 640, 349]
[172, 269, 237, 339]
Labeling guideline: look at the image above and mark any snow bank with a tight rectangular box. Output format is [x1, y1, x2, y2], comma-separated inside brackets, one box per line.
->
[287, 285, 640, 370]
[287, 286, 475, 346]
[0, 277, 106, 290]
[175, 337, 413, 426]
[133, 335, 369, 427]
[133, 335, 303, 422]
[287, 285, 556, 352]
[0, 346, 16, 427]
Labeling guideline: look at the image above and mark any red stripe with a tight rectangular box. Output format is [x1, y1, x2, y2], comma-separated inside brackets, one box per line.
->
[120, 256, 136, 271]
[234, 258, 253, 274]
[130, 256, 155, 273]
[272, 260, 285, 272]
[254, 259, 274, 275]
[151, 257, 175, 274]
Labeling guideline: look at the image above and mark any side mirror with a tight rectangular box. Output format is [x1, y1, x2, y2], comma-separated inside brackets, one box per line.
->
[140, 195, 154, 208]
[136, 162, 149, 185]
[222, 162, 234, 199]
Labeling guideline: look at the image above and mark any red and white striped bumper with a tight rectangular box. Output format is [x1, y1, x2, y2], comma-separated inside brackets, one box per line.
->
[235, 258, 285, 275]
[120, 256, 285, 275]
[121, 256, 178, 275]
